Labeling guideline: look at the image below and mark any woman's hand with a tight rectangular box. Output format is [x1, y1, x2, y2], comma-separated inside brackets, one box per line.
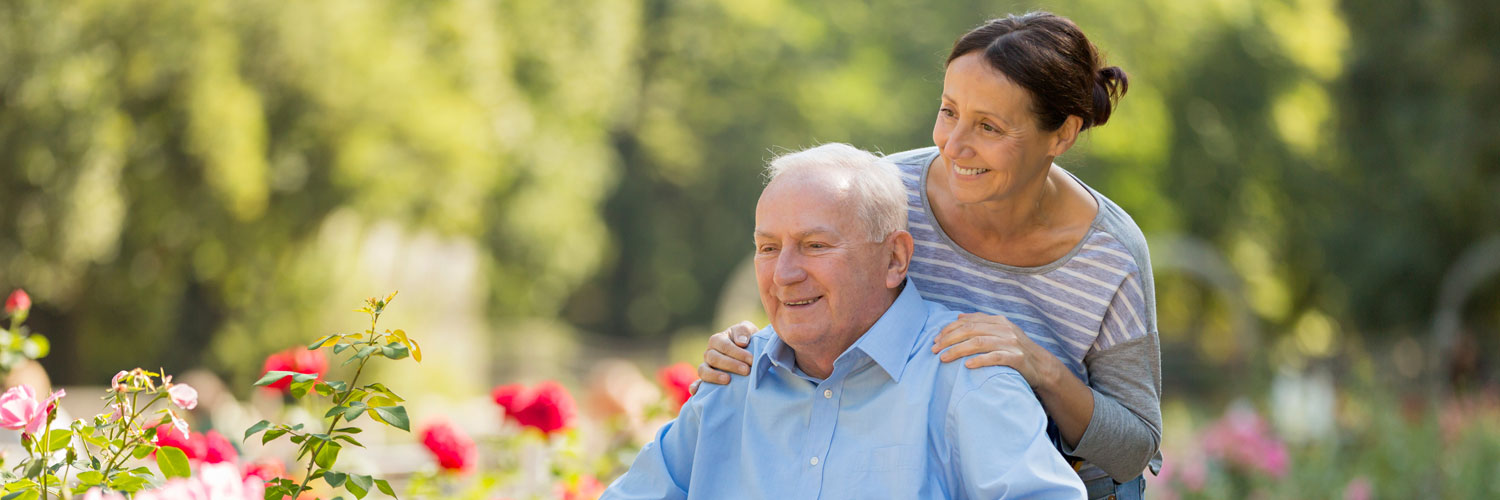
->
[931, 312, 1064, 391]
[687, 321, 757, 396]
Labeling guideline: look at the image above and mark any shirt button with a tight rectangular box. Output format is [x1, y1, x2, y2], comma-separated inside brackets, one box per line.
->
[810, 457, 819, 466]
[823, 389, 833, 399]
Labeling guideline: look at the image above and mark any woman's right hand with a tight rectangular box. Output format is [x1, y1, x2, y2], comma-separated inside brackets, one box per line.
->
[687, 321, 757, 395]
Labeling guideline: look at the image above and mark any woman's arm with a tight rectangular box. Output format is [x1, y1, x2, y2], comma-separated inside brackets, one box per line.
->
[932, 279, 1162, 481]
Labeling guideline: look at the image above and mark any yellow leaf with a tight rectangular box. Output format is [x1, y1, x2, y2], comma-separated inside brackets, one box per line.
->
[409, 338, 422, 363]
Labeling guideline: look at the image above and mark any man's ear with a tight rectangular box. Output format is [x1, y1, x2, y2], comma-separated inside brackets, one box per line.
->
[1048, 115, 1083, 157]
[885, 230, 914, 289]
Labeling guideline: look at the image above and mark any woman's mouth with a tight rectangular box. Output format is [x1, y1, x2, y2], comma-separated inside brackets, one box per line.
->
[954, 165, 990, 176]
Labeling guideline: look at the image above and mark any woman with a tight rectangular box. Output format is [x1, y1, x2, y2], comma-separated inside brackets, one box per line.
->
[694, 11, 1161, 499]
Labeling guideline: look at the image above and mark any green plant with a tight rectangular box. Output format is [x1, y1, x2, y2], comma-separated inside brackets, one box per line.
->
[246, 291, 421, 499]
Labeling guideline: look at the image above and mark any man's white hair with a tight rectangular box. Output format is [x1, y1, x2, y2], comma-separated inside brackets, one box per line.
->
[764, 143, 908, 242]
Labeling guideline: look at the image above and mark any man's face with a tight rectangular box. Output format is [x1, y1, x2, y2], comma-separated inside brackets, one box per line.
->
[753, 171, 895, 354]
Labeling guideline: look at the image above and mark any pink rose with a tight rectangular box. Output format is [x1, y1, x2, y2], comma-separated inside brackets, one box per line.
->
[110, 370, 130, 391]
[201, 430, 238, 464]
[4, 289, 29, 314]
[169, 384, 199, 410]
[0, 385, 66, 435]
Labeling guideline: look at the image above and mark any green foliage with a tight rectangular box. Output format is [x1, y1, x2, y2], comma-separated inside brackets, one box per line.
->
[246, 291, 417, 500]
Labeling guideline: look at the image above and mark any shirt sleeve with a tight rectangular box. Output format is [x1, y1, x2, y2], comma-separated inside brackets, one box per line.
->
[948, 369, 1086, 499]
[601, 400, 702, 500]
[1064, 272, 1163, 480]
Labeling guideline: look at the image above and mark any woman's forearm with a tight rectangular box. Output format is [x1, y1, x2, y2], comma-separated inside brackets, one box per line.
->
[1034, 353, 1094, 447]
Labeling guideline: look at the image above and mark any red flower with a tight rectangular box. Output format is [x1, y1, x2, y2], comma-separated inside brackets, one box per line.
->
[5, 289, 30, 314]
[492, 381, 576, 437]
[259, 347, 329, 392]
[419, 419, 477, 473]
[154, 424, 207, 461]
[657, 362, 697, 411]
[242, 457, 287, 481]
[491, 384, 530, 414]
[201, 430, 239, 464]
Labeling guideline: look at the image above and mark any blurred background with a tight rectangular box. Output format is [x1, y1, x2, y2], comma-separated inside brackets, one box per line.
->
[2, 0, 1498, 497]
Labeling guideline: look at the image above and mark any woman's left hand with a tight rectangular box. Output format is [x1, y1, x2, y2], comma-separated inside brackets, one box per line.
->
[931, 312, 1061, 390]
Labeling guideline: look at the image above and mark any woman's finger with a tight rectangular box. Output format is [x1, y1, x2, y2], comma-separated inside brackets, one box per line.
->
[697, 361, 733, 385]
[729, 321, 757, 346]
[688, 379, 701, 396]
[705, 347, 752, 376]
[937, 335, 1007, 363]
[708, 331, 755, 366]
[963, 350, 1023, 371]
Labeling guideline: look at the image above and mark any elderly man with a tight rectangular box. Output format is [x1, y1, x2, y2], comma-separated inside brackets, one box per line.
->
[603, 144, 1084, 499]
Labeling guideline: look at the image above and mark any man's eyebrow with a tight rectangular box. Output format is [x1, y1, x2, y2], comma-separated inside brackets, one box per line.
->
[753, 227, 838, 239]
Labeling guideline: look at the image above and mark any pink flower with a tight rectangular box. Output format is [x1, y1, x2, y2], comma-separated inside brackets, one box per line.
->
[1201, 406, 1291, 478]
[4, 289, 30, 314]
[110, 371, 131, 391]
[657, 362, 697, 412]
[0, 385, 66, 435]
[1343, 476, 1373, 500]
[169, 384, 199, 410]
[419, 419, 478, 473]
[556, 475, 605, 500]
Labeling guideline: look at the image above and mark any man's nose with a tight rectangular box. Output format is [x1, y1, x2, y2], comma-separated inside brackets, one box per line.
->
[772, 249, 807, 287]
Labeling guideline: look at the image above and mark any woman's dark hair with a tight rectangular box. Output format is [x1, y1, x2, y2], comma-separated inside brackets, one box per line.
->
[947, 12, 1127, 132]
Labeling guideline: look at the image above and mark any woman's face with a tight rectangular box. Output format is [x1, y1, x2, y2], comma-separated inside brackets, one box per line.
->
[932, 52, 1068, 205]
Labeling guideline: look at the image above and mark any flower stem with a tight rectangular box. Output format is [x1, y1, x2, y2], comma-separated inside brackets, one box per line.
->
[291, 319, 381, 497]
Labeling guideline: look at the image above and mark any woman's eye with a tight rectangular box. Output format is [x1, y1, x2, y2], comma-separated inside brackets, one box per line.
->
[939, 107, 955, 118]
[980, 122, 998, 133]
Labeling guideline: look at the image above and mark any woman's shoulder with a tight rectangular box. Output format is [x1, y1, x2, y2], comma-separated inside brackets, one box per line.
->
[881, 147, 939, 173]
[1079, 184, 1152, 278]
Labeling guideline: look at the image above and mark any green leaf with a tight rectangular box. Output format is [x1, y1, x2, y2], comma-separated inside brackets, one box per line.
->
[131, 443, 154, 459]
[333, 434, 364, 448]
[43, 429, 72, 453]
[332, 342, 351, 354]
[244, 420, 271, 443]
[76, 471, 104, 486]
[254, 371, 299, 387]
[380, 342, 408, 360]
[323, 471, 347, 488]
[315, 382, 334, 397]
[341, 401, 368, 422]
[1, 490, 36, 500]
[157, 445, 191, 479]
[314, 442, 342, 469]
[346, 474, 372, 499]
[309, 334, 340, 349]
[326, 381, 348, 393]
[342, 346, 378, 367]
[333, 426, 362, 434]
[290, 378, 318, 399]
[374, 478, 396, 498]
[371, 405, 409, 432]
[22, 459, 43, 479]
[263, 428, 289, 444]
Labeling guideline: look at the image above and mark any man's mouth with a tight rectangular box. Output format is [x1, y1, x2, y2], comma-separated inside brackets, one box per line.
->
[783, 296, 822, 307]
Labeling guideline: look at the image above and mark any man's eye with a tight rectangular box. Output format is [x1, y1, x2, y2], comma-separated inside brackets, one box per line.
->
[757, 245, 777, 253]
[807, 243, 828, 249]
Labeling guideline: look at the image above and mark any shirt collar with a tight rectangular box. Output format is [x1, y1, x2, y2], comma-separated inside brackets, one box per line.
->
[754, 279, 927, 385]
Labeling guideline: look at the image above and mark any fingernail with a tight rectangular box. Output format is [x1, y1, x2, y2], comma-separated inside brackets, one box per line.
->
[735, 335, 747, 343]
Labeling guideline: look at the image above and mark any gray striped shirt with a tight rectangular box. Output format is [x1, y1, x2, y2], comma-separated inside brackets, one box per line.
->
[888, 147, 1163, 482]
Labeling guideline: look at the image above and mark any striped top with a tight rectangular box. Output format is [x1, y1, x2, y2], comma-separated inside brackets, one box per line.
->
[888, 147, 1162, 482]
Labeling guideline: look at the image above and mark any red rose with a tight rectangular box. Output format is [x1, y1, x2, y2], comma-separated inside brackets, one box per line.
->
[201, 430, 238, 464]
[242, 457, 287, 481]
[259, 347, 328, 392]
[419, 419, 477, 473]
[493, 381, 576, 437]
[491, 384, 531, 414]
[154, 424, 206, 461]
[656, 362, 697, 411]
[4, 289, 30, 314]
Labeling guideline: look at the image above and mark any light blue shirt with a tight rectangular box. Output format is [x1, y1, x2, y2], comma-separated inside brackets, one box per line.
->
[603, 280, 1085, 499]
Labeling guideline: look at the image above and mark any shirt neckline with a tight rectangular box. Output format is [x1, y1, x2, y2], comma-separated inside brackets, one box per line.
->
[915, 148, 1104, 275]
